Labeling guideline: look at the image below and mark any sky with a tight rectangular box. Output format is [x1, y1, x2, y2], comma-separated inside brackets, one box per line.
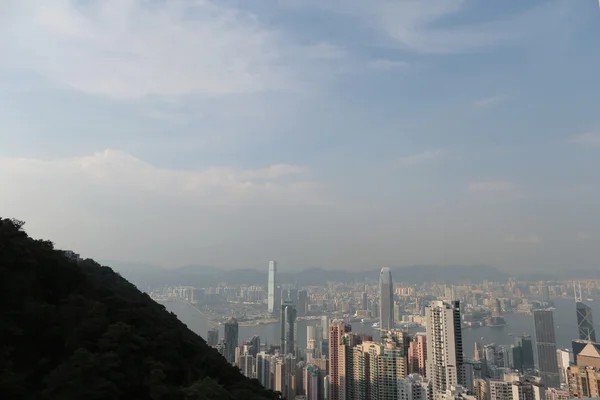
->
[1, 0, 599, 273]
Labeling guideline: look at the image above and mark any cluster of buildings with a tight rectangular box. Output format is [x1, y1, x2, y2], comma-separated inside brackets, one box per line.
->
[158, 262, 600, 400]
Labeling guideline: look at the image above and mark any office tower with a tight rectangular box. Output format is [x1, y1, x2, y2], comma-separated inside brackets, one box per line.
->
[556, 349, 571, 385]
[307, 326, 318, 361]
[246, 335, 260, 357]
[321, 316, 330, 358]
[425, 300, 465, 398]
[239, 352, 256, 378]
[298, 290, 308, 316]
[207, 328, 219, 346]
[576, 301, 596, 342]
[215, 339, 227, 359]
[268, 261, 277, 313]
[281, 300, 297, 355]
[224, 317, 239, 365]
[328, 320, 352, 400]
[362, 292, 368, 311]
[534, 310, 560, 388]
[541, 286, 550, 302]
[474, 342, 483, 362]
[379, 268, 394, 330]
[408, 333, 427, 376]
[516, 335, 535, 371]
[256, 352, 274, 389]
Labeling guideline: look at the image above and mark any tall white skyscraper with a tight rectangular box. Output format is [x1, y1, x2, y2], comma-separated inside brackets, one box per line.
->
[268, 261, 277, 313]
[425, 300, 465, 399]
[379, 267, 394, 330]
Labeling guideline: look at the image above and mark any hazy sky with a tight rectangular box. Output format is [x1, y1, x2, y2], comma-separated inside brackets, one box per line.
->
[1, 0, 599, 272]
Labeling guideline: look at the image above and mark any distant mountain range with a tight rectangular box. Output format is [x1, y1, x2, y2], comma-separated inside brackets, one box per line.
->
[102, 260, 600, 289]
[104, 261, 523, 288]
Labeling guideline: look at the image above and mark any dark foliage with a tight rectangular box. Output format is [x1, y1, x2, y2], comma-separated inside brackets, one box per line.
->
[0, 218, 281, 400]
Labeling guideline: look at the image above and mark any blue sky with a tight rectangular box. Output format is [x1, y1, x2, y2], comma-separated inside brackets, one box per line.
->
[1, 0, 599, 272]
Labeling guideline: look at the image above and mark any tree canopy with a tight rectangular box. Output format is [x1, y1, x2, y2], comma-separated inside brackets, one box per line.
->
[0, 218, 281, 400]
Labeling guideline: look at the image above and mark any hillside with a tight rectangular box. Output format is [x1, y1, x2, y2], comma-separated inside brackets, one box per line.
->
[0, 218, 280, 400]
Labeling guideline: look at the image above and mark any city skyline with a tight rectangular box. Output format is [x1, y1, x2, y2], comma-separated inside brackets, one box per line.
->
[1, 1, 600, 272]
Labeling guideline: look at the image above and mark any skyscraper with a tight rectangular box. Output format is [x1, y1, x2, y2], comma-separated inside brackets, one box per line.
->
[426, 300, 465, 398]
[224, 317, 239, 365]
[379, 268, 394, 330]
[533, 310, 560, 388]
[268, 261, 277, 313]
[576, 301, 596, 342]
[298, 289, 308, 317]
[328, 320, 352, 400]
[515, 334, 535, 371]
[408, 332, 427, 376]
[281, 300, 297, 355]
[207, 328, 219, 347]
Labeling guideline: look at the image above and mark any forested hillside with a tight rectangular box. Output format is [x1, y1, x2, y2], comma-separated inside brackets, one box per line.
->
[0, 218, 280, 400]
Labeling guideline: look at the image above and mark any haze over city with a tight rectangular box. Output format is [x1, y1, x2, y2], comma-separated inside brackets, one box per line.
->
[1, 0, 600, 272]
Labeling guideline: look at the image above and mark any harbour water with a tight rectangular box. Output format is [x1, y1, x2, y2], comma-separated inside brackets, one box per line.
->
[166, 297, 598, 355]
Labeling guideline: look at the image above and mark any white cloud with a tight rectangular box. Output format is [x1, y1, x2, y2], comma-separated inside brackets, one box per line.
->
[0, 0, 288, 99]
[504, 235, 543, 244]
[468, 181, 515, 194]
[475, 95, 507, 108]
[399, 149, 446, 166]
[0, 150, 322, 206]
[570, 132, 600, 147]
[303, 42, 347, 60]
[368, 59, 409, 71]
[296, 0, 565, 54]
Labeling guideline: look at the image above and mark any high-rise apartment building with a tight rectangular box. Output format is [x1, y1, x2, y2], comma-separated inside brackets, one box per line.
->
[397, 374, 431, 400]
[576, 301, 596, 342]
[224, 317, 239, 365]
[281, 300, 297, 355]
[425, 300, 465, 399]
[408, 333, 427, 376]
[379, 268, 394, 330]
[328, 320, 352, 400]
[268, 261, 277, 313]
[304, 364, 324, 400]
[533, 310, 560, 388]
[207, 328, 219, 347]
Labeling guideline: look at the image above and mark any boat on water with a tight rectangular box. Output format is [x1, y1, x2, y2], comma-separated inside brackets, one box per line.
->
[587, 298, 595, 302]
[361, 318, 376, 323]
[372, 322, 380, 329]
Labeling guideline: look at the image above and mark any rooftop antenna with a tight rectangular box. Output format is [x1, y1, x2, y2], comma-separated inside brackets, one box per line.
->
[575, 281, 583, 303]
